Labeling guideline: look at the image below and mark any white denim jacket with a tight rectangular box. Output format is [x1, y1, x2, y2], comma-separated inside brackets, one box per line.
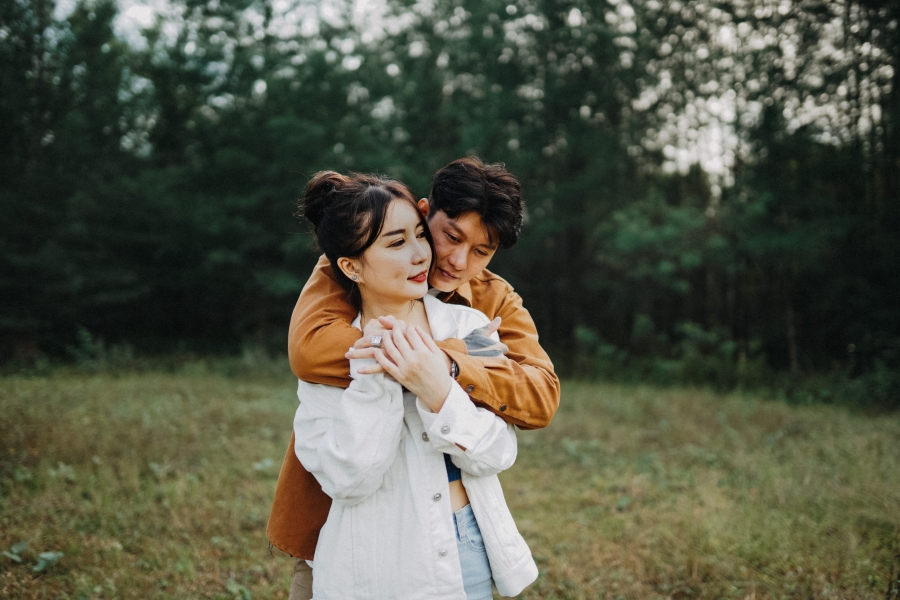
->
[293, 293, 538, 600]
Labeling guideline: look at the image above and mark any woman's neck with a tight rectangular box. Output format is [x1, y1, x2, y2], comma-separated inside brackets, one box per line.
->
[360, 297, 415, 326]
[359, 296, 429, 332]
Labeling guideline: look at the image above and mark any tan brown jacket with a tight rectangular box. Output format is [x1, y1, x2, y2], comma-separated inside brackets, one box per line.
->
[267, 255, 559, 559]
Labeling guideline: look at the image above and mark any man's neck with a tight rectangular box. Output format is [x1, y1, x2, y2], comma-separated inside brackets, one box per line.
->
[437, 279, 475, 306]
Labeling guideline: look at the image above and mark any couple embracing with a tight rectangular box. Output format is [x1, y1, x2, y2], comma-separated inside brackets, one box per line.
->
[267, 157, 561, 600]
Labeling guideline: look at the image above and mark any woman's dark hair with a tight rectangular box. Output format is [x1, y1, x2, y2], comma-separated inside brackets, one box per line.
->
[299, 171, 430, 309]
[429, 156, 523, 249]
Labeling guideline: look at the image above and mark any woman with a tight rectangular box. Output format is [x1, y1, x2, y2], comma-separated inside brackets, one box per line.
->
[292, 171, 537, 600]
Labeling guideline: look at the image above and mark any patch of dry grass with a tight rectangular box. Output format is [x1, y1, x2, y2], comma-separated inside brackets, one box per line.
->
[1, 369, 298, 599]
[1, 372, 898, 599]
[510, 383, 900, 599]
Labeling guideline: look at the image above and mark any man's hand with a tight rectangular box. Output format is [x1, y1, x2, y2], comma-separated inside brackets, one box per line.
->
[372, 323, 454, 412]
[484, 316, 502, 337]
[462, 317, 508, 357]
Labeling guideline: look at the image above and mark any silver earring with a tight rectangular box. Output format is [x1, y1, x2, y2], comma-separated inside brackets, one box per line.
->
[352, 274, 358, 282]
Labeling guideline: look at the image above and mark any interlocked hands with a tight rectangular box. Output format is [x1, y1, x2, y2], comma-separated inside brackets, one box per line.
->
[345, 315, 501, 412]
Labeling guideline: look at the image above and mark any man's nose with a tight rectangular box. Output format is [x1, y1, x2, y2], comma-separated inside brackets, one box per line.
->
[447, 247, 467, 270]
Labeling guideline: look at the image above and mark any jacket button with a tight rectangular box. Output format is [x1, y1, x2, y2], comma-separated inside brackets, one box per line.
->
[433, 493, 442, 501]
[439, 550, 447, 557]
[440, 426, 450, 434]
[421, 432, 429, 442]
[499, 404, 507, 412]
[465, 384, 475, 394]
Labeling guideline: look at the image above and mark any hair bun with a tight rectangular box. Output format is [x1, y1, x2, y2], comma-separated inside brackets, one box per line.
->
[302, 171, 349, 229]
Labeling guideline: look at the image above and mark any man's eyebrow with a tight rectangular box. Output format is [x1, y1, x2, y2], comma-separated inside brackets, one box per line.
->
[446, 220, 498, 249]
[445, 220, 466, 237]
[447, 219, 469, 239]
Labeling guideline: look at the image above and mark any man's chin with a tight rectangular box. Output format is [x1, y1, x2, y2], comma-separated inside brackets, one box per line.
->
[427, 277, 458, 293]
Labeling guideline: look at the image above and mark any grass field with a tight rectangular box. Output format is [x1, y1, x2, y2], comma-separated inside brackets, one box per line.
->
[1, 366, 899, 599]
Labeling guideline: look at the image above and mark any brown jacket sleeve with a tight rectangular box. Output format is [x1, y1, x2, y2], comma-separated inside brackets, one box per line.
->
[290, 257, 472, 388]
[289, 259, 559, 429]
[288, 255, 362, 388]
[444, 281, 560, 430]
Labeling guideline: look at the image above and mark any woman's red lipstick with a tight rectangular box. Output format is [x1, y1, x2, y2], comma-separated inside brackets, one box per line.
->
[409, 270, 428, 283]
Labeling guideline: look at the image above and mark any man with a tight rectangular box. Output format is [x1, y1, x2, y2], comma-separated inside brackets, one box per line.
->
[267, 157, 560, 599]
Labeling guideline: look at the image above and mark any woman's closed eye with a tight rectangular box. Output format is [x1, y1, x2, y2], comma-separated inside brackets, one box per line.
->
[388, 226, 424, 247]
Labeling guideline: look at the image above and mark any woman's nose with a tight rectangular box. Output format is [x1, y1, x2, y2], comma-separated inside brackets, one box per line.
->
[412, 238, 430, 263]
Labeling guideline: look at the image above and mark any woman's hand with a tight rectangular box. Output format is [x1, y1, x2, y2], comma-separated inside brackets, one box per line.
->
[345, 317, 389, 374]
[373, 322, 453, 413]
[362, 315, 387, 338]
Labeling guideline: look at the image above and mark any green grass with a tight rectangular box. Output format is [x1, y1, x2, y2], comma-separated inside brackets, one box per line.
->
[1, 368, 898, 599]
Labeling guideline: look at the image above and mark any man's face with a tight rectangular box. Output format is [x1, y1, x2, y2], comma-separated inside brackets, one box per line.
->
[417, 200, 499, 293]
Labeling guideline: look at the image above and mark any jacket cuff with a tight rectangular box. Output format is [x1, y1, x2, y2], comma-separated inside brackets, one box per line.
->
[445, 351, 494, 402]
[417, 382, 490, 451]
[349, 357, 377, 380]
[435, 338, 468, 356]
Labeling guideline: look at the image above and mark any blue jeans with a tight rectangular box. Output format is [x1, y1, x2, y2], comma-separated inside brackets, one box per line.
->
[453, 504, 493, 600]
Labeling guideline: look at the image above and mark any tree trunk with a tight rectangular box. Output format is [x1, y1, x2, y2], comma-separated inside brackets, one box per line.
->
[785, 298, 799, 377]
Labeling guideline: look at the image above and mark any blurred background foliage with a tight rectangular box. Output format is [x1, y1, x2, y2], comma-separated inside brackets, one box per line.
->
[1, 0, 898, 406]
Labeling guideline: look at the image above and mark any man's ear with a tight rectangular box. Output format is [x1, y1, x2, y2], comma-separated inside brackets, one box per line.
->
[336, 257, 362, 283]
[417, 198, 430, 218]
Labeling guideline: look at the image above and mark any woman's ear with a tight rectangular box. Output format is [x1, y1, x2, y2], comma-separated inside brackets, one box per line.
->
[417, 198, 430, 218]
[336, 257, 362, 283]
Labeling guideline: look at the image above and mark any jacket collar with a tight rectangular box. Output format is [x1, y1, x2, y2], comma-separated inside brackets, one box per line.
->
[422, 293, 458, 341]
[433, 281, 473, 308]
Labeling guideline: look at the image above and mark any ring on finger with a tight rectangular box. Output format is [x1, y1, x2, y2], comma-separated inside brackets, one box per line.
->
[370, 335, 383, 349]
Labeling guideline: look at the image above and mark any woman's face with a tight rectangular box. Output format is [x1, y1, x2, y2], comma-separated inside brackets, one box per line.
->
[352, 198, 432, 306]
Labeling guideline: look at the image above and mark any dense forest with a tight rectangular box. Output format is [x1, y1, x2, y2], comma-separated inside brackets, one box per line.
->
[1, 0, 898, 404]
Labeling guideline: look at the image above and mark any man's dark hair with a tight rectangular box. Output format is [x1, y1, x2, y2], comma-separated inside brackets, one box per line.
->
[429, 157, 523, 249]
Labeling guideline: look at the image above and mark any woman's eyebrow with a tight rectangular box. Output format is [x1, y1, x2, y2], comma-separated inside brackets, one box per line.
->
[380, 228, 407, 237]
